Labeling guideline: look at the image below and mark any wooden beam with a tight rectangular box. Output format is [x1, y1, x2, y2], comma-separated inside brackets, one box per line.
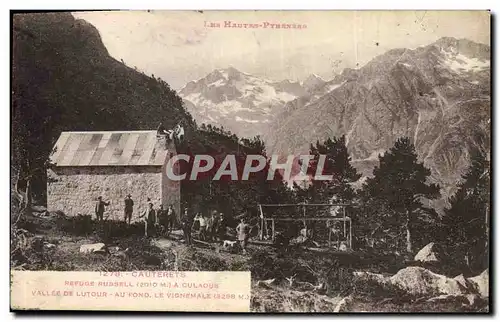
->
[343, 207, 346, 239]
[271, 219, 275, 242]
[349, 219, 353, 250]
[260, 217, 351, 222]
[328, 220, 332, 247]
[259, 203, 352, 207]
[258, 204, 264, 218]
[258, 204, 264, 240]
[302, 201, 307, 228]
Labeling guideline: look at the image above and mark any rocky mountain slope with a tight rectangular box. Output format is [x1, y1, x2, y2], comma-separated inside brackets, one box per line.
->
[266, 37, 490, 207]
[179, 67, 309, 139]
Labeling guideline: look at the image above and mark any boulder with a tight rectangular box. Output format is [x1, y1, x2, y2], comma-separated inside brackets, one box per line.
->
[426, 294, 470, 305]
[390, 267, 471, 296]
[31, 205, 47, 213]
[333, 295, 353, 312]
[465, 293, 484, 307]
[153, 239, 174, 249]
[256, 278, 276, 289]
[414, 242, 440, 263]
[353, 271, 390, 286]
[454, 274, 475, 290]
[79, 243, 107, 254]
[467, 269, 489, 298]
[426, 294, 486, 309]
[43, 243, 57, 250]
[290, 236, 308, 245]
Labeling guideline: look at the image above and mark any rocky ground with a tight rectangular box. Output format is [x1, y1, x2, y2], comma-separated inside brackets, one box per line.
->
[11, 210, 489, 313]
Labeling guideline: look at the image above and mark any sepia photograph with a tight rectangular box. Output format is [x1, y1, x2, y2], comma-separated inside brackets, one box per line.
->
[10, 10, 490, 312]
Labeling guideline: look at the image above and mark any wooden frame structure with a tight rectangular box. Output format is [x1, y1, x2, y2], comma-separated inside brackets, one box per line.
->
[257, 203, 353, 250]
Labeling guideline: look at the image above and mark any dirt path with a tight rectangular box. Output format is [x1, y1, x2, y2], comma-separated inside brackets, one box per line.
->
[152, 230, 249, 262]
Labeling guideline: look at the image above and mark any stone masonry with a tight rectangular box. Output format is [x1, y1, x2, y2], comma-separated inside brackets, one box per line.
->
[47, 166, 179, 223]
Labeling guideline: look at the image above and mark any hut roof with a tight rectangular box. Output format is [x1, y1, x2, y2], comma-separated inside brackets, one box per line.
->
[49, 130, 170, 166]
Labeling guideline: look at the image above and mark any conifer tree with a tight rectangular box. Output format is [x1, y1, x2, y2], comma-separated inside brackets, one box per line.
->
[440, 149, 489, 272]
[306, 135, 361, 203]
[361, 137, 440, 253]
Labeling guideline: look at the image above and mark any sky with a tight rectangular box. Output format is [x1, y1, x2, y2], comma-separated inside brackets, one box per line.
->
[72, 10, 490, 90]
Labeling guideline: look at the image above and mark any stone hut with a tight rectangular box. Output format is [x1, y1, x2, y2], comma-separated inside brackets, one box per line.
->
[47, 130, 180, 223]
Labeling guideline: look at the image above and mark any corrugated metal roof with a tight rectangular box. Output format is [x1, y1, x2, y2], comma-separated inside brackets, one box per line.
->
[49, 131, 170, 167]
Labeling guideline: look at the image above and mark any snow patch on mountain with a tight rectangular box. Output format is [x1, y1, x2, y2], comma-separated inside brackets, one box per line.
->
[178, 67, 303, 138]
[325, 81, 346, 94]
[235, 116, 261, 124]
[440, 49, 490, 73]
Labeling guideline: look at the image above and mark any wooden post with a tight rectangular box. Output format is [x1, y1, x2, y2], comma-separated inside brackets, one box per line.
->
[271, 219, 275, 242]
[343, 206, 346, 241]
[302, 201, 307, 229]
[485, 202, 489, 262]
[328, 220, 332, 247]
[259, 218, 264, 240]
[259, 204, 264, 240]
[349, 218, 353, 250]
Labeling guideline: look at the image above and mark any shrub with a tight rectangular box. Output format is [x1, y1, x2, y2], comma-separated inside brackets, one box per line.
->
[94, 220, 144, 242]
[229, 259, 249, 271]
[56, 214, 93, 236]
[249, 249, 314, 283]
[176, 248, 229, 271]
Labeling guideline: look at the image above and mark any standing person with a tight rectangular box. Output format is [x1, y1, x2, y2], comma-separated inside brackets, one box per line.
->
[236, 217, 250, 255]
[95, 196, 110, 222]
[124, 194, 134, 225]
[139, 202, 156, 238]
[195, 213, 208, 241]
[205, 212, 215, 242]
[210, 211, 220, 242]
[157, 204, 168, 236]
[166, 204, 176, 235]
[181, 208, 194, 246]
[217, 213, 226, 242]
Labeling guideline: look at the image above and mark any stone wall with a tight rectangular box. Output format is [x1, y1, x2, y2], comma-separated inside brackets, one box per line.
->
[161, 150, 181, 225]
[47, 166, 164, 222]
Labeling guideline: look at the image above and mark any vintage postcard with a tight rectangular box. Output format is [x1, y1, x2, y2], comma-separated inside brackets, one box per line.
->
[11, 10, 490, 313]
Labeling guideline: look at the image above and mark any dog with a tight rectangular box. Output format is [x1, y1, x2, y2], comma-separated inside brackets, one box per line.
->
[222, 240, 238, 252]
[223, 240, 237, 248]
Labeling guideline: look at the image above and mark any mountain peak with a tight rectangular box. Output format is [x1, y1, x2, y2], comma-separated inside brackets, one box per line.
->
[202, 67, 238, 84]
[302, 73, 326, 91]
[306, 73, 324, 82]
[210, 66, 243, 78]
[432, 36, 478, 49]
[225, 65, 240, 73]
[431, 37, 490, 61]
